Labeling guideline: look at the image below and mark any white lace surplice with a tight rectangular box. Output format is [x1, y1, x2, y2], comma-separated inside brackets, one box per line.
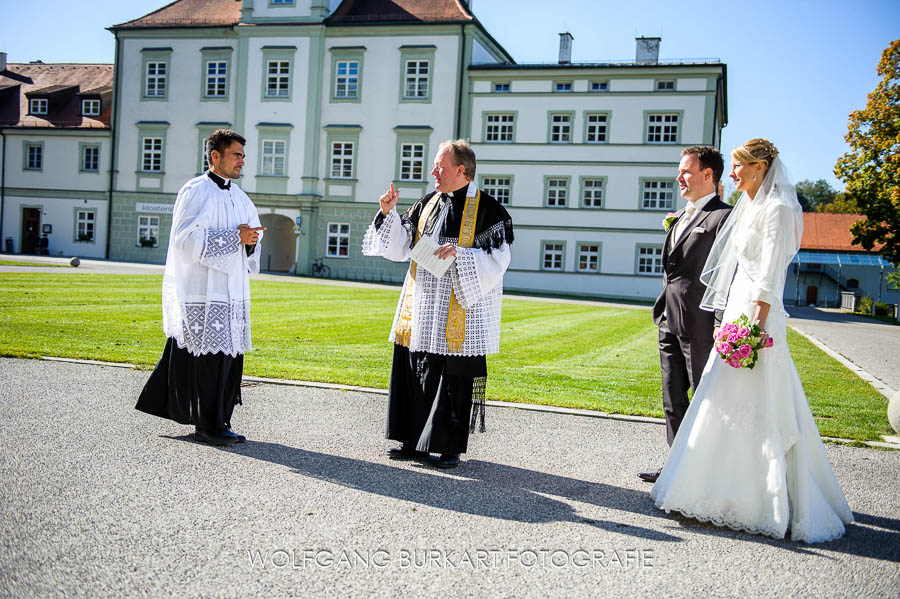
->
[361, 194, 510, 357]
[162, 175, 262, 357]
[651, 200, 853, 543]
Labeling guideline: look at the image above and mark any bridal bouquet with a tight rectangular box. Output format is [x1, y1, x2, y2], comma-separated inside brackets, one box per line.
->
[715, 314, 773, 369]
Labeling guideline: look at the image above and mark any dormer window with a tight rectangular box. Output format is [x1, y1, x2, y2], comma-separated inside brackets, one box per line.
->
[30, 98, 48, 115]
[82, 98, 101, 116]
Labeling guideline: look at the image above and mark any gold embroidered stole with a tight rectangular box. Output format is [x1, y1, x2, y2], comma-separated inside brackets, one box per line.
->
[446, 191, 479, 352]
[394, 190, 481, 352]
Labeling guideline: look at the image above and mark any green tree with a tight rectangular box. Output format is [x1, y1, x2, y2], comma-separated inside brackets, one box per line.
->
[834, 40, 900, 266]
[726, 190, 742, 205]
[817, 193, 861, 213]
[795, 179, 838, 211]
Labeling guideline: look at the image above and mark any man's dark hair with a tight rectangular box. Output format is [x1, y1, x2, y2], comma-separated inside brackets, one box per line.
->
[681, 145, 724, 184]
[206, 129, 246, 166]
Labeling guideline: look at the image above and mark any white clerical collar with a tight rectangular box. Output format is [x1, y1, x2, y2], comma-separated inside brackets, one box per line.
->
[687, 191, 716, 212]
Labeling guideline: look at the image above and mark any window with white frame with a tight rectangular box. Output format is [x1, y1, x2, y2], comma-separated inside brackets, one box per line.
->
[29, 98, 49, 115]
[642, 180, 675, 210]
[330, 142, 354, 179]
[546, 178, 568, 207]
[493, 82, 510, 92]
[82, 145, 99, 172]
[271, 0, 293, 4]
[550, 113, 571, 143]
[543, 242, 564, 271]
[646, 113, 679, 143]
[582, 179, 604, 208]
[29, 98, 48, 115]
[326, 222, 351, 258]
[145, 62, 167, 97]
[201, 139, 209, 172]
[485, 113, 514, 142]
[577, 244, 600, 272]
[334, 60, 359, 99]
[554, 81, 572, 92]
[590, 80, 609, 91]
[266, 60, 290, 97]
[637, 246, 664, 275]
[137, 215, 160, 246]
[482, 177, 511, 205]
[142, 137, 162, 171]
[404, 60, 429, 98]
[399, 143, 425, 181]
[25, 144, 42, 170]
[656, 80, 675, 91]
[205, 61, 227, 97]
[261, 140, 286, 176]
[76, 210, 95, 242]
[586, 113, 608, 143]
[82, 98, 100, 116]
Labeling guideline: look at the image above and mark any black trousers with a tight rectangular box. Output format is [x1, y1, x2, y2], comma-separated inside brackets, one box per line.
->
[386, 344, 486, 455]
[658, 319, 714, 445]
[135, 338, 243, 434]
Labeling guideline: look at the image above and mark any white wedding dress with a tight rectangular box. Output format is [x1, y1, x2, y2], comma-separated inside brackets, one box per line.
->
[650, 163, 853, 543]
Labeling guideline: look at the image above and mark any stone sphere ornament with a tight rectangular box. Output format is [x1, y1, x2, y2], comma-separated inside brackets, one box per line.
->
[888, 389, 900, 435]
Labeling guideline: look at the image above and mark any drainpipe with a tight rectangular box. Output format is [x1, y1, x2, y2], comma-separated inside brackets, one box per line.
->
[105, 31, 122, 260]
[454, 24, 466, 139]
[0, 128, 6, 250]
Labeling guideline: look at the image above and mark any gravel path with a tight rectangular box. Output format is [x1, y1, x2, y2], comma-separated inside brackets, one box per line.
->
[0, 357, 897, 598]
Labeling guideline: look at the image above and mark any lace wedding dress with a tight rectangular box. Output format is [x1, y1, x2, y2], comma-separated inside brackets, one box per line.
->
[650, 160, 853, 543]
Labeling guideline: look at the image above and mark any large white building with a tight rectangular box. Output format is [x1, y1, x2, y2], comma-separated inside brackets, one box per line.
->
[0, 56, 113, 258]
[108, 0, 726, 301]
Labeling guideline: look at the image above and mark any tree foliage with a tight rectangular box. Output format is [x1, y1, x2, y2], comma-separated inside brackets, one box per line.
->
[795, 179, 838, 211]
[834, 40, 900, 265]
[817, 193, 861, 214]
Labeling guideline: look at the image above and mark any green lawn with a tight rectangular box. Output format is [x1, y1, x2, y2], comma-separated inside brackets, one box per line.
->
[0, 273, 890, 441]
[0, 260, 70, 267]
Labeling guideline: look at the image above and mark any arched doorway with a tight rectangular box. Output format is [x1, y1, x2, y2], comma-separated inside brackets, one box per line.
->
[258, 213, 296, 273]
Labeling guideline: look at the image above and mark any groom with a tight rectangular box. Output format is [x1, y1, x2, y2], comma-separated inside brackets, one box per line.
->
[640, 146, 732, 483]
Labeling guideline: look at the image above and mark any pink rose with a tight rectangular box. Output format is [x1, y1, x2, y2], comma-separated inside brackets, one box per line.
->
[718, 342, 732, 355]
[737, 327, 750, 338]
[723, 323, 737, 334]
[727, 333, 740, 344]
[739, 344, 752, 358]
[727, 356, 742, 368]
[764, 336, 774, 348]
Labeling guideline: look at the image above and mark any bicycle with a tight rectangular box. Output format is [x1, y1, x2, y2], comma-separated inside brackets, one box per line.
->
[311, 257, 331, 278]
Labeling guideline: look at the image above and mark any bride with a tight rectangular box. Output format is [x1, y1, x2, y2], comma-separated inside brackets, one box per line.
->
[650, 139, 854, 543]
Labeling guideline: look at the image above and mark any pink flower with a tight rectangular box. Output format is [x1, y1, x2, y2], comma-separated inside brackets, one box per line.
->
[717, 342, 732, 355]
[723, 323, 737, 334]
[764, 336, 774, 348]
[727, 356, 742, 368]
[739, 344, 753, 358]
[727, 333, 740, 343]
[737, 327, 750, 338]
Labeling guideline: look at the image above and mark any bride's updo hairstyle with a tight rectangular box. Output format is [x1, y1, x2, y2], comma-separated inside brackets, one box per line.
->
[731, 138, 779, 176]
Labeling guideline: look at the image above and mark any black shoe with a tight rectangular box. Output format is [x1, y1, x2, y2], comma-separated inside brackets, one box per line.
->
[638, 468, 662, 483]
[223, 428, 246, 443]
[430, 453, 460, 469]
[195, 428, 239, 446]
[387, 444, 429, 460]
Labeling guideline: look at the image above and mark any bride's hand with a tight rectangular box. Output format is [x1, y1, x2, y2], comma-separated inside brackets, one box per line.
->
[713, 326, 721, 342]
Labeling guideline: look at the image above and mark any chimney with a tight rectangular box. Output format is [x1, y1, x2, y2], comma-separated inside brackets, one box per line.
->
[635, 37, 660, 65]
[0, 52, 7, 72]
[558, 32, 573, 64]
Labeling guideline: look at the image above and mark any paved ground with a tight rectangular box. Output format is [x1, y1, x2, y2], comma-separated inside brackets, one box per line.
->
[786, 306, 900, 395]
[0, 357, 897, 598]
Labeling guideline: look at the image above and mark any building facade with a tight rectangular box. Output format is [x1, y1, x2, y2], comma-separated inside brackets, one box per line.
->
[103, 0, 727, 301]
[0, 56, 113, 258]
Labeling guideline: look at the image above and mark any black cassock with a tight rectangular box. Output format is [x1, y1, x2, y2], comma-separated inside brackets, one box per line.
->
[135, 338, 243, 435]
[387, 346, 486, 455]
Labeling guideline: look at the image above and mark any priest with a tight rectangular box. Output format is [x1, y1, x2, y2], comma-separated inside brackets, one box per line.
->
[136, 129, 265, 446]
[362, 139, 514, 468]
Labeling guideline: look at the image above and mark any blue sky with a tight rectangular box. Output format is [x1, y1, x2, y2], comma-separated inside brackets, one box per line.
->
[2, 0, 897, 191]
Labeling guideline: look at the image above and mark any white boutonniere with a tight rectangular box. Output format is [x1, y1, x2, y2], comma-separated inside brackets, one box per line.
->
[662, 213, 677, 232]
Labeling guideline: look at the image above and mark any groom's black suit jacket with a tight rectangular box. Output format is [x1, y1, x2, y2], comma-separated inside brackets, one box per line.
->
[652, 196, 732, 339]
